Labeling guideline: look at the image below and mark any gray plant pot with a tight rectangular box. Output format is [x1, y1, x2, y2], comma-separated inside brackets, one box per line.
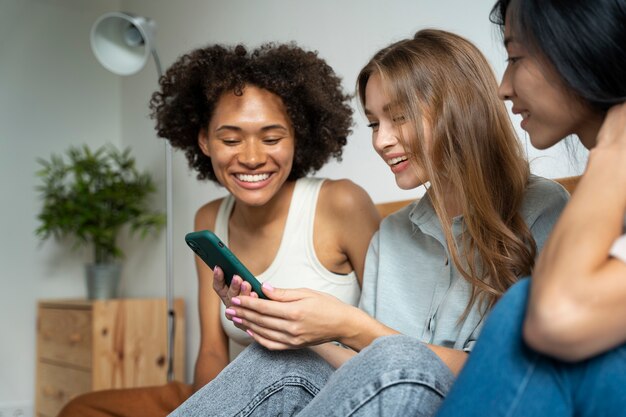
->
[85, 263, 122, 299]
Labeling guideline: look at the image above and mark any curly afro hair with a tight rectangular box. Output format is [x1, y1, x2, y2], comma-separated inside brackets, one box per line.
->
[149, 43, 353, 182]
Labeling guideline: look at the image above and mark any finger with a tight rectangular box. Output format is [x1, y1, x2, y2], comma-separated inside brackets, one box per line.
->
[230, 296, 288, 319]
[234, 306, 291, 333]
[212, 266, 227, 291]
[260, 283, 313, 303]
[228, 275, 243, 297]
[225, 308, 251, 333]
[245, 328, 294, 351]
[239, 281, 252, 297]
[224, 307, 236, 321]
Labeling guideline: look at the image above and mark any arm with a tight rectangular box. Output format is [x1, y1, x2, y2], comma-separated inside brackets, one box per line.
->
[229, 286, 468, 374]
[525, 103, 626, 361]
[308, 343, 357, 369]
[191, 203, 231, 391]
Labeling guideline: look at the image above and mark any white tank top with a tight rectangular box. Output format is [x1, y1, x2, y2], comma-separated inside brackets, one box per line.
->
[216, 177, 361, 358]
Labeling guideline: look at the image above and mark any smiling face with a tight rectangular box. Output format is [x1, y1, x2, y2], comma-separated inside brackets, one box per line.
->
[499, 13, 603, 149]
[198, 85, 295, 207]
[364, 72, 430, 190]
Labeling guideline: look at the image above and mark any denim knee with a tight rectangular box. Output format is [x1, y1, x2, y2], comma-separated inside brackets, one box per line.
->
[353, 335, 454, 397]
[308, 335, 454, 416]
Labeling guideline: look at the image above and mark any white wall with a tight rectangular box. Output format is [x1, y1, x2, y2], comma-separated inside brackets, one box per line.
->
[0, 0, 586, 410]
[0, 0, 121, 410]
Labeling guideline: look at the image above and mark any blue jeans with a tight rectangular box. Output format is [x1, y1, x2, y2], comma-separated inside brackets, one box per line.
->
[171, 334, 454, 417]
[436, 278, 626, 417]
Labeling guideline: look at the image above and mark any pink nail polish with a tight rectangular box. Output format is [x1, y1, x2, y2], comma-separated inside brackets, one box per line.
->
[231, 297, 241, 305]
[232, 316, 243, 324]
[225, 308, 236, 316]
[262, 282, 274, 291]
[246, 329, 254, 337]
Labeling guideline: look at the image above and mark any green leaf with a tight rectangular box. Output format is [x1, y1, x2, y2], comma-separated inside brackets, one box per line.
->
[34, 144, 165, 263]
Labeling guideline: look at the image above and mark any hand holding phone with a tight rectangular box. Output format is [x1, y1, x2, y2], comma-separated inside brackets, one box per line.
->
[185, 230, 267, 299]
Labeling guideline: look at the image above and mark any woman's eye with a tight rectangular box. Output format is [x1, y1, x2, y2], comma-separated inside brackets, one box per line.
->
[221, 139, 240, 145]
[263, 137, 282, 145]
[392, 115, 406, 124]
[367, 122, 379, 131]
[506, 56, 521, 64]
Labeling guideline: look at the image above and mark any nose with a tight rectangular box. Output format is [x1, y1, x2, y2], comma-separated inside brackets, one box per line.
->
[498, 66, 514, 101]
[238, 140, 266, 168]
[373, 122, 399, 154]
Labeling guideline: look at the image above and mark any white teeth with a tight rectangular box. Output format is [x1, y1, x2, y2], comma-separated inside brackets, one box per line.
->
[236, 173, 270, 183]
[522, 112, 530, 119]
[387, 156, 408, 166]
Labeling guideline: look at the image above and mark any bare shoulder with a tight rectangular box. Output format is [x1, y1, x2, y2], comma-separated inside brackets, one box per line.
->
[318, 178, 378, 219]
[194, 197, 226, 231]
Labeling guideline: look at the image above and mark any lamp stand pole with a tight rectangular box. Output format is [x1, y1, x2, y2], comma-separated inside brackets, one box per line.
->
[91, 12, 175, 382]
[151, 52, 176, 382]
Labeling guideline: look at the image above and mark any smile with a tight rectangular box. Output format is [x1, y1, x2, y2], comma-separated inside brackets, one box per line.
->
[235, 173, 270, 183]
[387, 156, 408, 166]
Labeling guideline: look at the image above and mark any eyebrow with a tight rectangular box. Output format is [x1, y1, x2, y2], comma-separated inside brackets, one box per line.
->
[215, 124, 289, 133]
[364, 103, 395, 116]
[504, 36, 514, 48]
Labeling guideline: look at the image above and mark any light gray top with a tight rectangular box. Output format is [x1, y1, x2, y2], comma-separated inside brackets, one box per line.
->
[359, 175, 569, 352]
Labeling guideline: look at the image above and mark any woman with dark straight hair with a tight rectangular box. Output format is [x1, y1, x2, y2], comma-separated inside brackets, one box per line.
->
[436, 0, 626, 415]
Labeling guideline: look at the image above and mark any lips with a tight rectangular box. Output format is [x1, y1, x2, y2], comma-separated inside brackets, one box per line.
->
[235, 173, 270, 183]
[511, 107, 530, 130]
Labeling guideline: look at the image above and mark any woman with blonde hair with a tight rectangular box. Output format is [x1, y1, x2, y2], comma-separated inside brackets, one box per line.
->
[170, 29, 567, 416]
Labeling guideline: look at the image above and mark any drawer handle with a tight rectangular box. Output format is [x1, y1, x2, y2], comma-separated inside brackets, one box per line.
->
[68, 333, 82, 344]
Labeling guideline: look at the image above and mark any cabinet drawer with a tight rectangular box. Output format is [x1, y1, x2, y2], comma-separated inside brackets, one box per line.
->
[36, 361, 91, 417]
[38, 307, 92, 368]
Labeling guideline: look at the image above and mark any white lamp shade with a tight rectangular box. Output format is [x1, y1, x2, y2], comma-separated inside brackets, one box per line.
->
[90, 12, 156, 76]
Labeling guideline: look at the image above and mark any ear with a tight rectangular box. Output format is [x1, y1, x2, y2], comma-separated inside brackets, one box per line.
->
[198, 128, 210, 157]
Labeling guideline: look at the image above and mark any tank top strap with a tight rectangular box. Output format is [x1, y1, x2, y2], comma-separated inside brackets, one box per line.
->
[279, 177, 325, 253]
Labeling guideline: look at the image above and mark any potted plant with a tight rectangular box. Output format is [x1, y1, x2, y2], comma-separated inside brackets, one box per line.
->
[35, 144, 165, 299]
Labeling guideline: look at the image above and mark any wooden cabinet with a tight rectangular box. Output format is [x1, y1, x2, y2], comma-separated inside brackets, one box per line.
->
[35, 298, 185, 417]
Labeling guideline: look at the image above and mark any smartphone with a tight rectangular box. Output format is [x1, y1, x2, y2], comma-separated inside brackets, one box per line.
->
[185, 230, 267, 299]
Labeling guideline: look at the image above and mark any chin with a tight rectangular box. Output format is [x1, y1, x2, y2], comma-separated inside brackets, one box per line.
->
[396, 179, 423, 190]
[529, 137, 561, 150]
[527, 128, 565, 150]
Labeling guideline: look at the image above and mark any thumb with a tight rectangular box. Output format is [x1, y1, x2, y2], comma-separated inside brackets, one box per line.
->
[261, 282, 308, 302]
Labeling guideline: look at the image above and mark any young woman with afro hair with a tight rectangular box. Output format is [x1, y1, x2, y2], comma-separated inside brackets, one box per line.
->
[58, 42, 380, 417]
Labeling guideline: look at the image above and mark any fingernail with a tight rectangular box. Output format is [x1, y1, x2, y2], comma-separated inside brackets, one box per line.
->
[213, 266, 220, 274]
[231, 297, 241, 305]
[232, 316, 243, 324]
[246, 329, 254, 337]
[225, 308, 236, 315]
[262, 282, 274, 291]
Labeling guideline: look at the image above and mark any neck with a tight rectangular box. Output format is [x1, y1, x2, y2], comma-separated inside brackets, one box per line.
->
[577, 110, 605, 149]
[230, 180, 296, 231]
[429, 179, 462, 219]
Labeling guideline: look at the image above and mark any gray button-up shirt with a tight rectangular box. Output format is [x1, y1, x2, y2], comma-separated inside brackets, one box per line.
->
[359, 175, 569, 352]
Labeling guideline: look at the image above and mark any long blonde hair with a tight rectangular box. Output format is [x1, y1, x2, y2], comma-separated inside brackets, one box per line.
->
[357, 29, 536, 314]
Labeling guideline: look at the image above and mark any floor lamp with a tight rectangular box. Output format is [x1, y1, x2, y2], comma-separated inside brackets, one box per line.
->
[90, 12, 176, 382]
